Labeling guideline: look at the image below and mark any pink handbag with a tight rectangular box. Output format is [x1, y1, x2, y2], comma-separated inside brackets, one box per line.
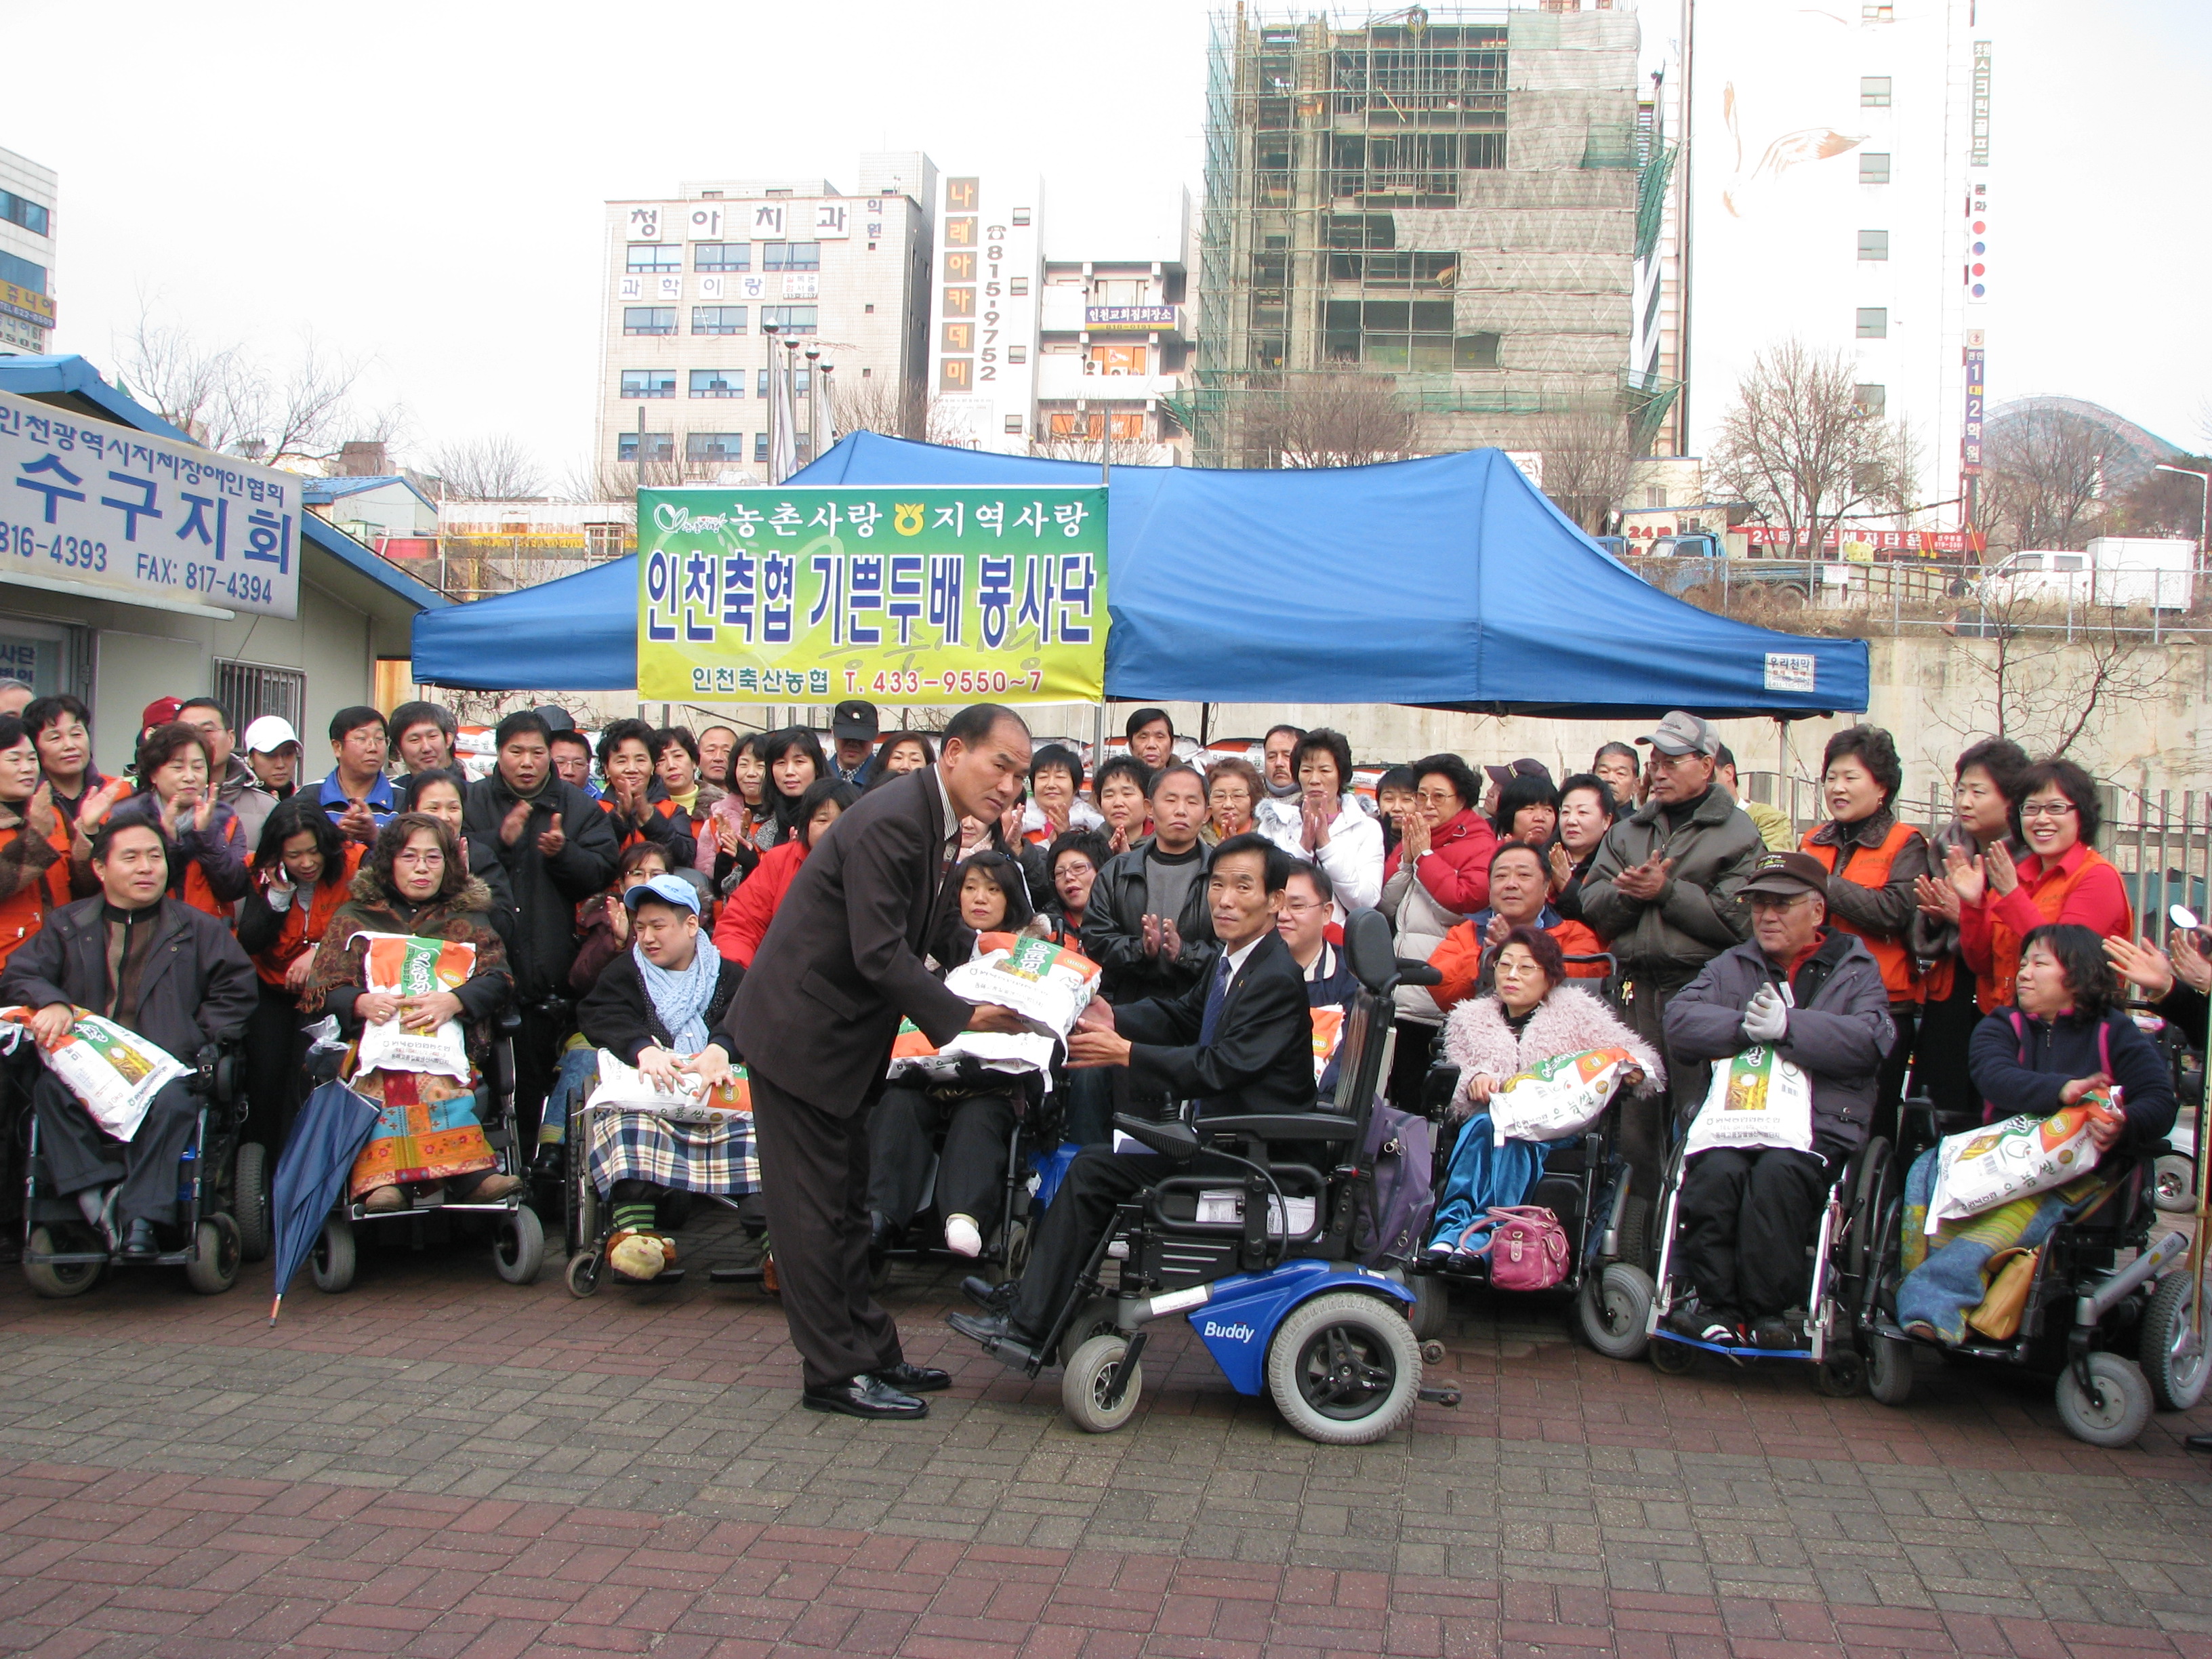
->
[1452, 1206, 1571, 1291]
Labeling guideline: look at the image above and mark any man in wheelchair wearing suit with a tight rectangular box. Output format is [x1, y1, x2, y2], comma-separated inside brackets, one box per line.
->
[1, 817, 257, 1256]
[951, 832, 1317, 1366]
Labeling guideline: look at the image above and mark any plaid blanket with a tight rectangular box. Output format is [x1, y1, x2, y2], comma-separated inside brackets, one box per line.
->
[582, 1105, 759, 1197]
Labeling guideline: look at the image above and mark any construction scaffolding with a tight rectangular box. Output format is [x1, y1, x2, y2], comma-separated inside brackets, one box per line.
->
[1191, 5, 1666, 467]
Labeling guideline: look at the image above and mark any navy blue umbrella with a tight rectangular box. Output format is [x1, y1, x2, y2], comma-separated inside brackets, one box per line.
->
[267, 1078, 380, 1323]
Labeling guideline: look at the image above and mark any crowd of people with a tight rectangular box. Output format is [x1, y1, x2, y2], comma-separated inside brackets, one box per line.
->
[0, 686, 2196, 1427]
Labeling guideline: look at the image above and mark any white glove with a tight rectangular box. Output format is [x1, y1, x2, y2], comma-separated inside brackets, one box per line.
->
[1742, 983, 1788, 1044]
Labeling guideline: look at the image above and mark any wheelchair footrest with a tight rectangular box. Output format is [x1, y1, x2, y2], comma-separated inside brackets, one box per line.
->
[708, 1265, 766, 1284]
[1418, 1384, 1461, 1408]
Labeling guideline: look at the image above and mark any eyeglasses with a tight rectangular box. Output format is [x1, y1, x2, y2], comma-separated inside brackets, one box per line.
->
[2020, 800, 2077, 819]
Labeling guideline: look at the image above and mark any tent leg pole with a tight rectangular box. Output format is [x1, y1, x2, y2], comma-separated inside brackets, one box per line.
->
[1093, 699, 1108, 771]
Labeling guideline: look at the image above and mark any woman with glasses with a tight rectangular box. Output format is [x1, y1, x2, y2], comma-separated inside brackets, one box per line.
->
[1945, 756, 2133, 1014]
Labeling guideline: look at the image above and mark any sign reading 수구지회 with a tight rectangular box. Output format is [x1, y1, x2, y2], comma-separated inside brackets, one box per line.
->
[636, 485, 1107, 703]
[0, 388, 300, 619]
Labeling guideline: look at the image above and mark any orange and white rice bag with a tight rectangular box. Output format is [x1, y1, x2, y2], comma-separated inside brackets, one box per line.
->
[350, 932, 478, 1081]
[1488, 1047, 1639, 1146]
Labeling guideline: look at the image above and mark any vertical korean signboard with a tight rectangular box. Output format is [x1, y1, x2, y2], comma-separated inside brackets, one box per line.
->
[0, 388, 300, 617]
[636, 485, 1106, 703]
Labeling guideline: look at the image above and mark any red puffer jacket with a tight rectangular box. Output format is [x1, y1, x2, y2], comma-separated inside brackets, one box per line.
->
[712, 835, 808, 968]
[1382, 806, 1497, 916]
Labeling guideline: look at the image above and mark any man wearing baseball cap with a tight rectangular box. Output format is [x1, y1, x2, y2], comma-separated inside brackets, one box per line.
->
[1577, 710, 1767, 1202]
[241, 716, 303, 801]
[828, 699, 879, 789]
[1658, 849, 1893, 1348]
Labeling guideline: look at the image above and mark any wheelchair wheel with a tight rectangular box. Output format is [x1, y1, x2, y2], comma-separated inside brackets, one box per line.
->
[565, 1249, 602, 1298]
[2153, 1153, 2196, 1214]
[1408, 1273, 1449, 1343]
[1649, 1335, 1698, 1375]
[1864, 1331, 1914, 1407]
[994, 1218, 1031, 1287]
[495, 1206, 545, 1285]
[1266, 1292, 1421, 1446]
[1063, 1334, 1142, 1433]
[312, 1215, 356, 1294]
[1058, 1296, 1121, 1368]
[1811, 1349, 1864, 1399]
[1846, 1138, 1891, 1285]
[1616, 1195, 1654, 1273]
[184, 1215, 241, 1296]
[232, 1142, 271, 1263]
[2140, 1267, 2212, 1413]
[2055, 1352, 2153, 1448]
[1577, 1263, 1654, 1360]
[22, 1226, 100, 1299]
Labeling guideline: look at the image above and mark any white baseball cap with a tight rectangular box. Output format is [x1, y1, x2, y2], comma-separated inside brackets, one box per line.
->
[242, 715, 301, 754]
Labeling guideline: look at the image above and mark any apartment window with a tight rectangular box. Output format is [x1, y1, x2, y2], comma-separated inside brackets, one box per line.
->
[864, 303, 875, 313]
[1088, 344, 1147, 375]
[1861, 76, 1893, 106]
[1456, 331, 1502, 369]
[0, 251, 44, 293]
[622, 306, 676, 335]
[691, 305, 747, 334]
[617, 432, 674, 462]
[689, 369, 741, 398]
[1010, 277, 1029, 296]
[620, 369, 676, 398]
[1856, 307, 1889, 338]
[760, 306, 817, 333]
[1004, 415, 1025, 434]
[1858, 228, 1890, 260]
[1853, 384, 1887, 415]
[693, 242, 751, 272]
[0, 190, 48, 237]
[213, 661, 304, 732]
[754, 432, 769, 463]
[686, 432, 744, 463]
[1008, 346, 1027, 365]
[1012, 207, 1031, 226]
[755, 368, 812, 396]
[762, 241, 821, 270]
[626, 243, 682, 272]
[1860, 152, 1891, 184]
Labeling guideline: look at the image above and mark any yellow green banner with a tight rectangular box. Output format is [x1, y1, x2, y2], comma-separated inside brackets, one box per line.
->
[636, 485, 1107, 703]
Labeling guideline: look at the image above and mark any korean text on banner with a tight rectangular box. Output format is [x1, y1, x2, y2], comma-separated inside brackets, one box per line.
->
[636, 485, 1107, 703]
[0, 388, 301, 619]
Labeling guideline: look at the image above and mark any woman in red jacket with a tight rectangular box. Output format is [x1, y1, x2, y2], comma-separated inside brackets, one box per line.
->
[234, 800, 363, 1149]
[712, 778, 857, 968]
[1379, 754, 1497, 1101]
[1948, 756, 2132, 1012]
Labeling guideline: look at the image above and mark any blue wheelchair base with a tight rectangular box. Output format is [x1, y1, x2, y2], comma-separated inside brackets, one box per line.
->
[1179, 1257, 1414, 1397]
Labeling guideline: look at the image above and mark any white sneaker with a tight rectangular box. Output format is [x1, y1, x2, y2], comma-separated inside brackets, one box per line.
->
[944, 1214, 983, 1258]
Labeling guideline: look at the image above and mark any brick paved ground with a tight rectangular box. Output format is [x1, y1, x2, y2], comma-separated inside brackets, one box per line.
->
[1, 1208, 2209, 1657]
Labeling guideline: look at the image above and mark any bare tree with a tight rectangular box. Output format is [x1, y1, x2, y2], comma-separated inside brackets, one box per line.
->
[1534, 398, 1641, 533]
[1980, 407, 2111, 552]
[424, 436, 548, 502]
[1707, 340, 1915, 557]
[1244, 372, 1418, 469]
[2114, 453, 2211, 543]
[115, 311, 393, 468]
[831, 377, 966, 445]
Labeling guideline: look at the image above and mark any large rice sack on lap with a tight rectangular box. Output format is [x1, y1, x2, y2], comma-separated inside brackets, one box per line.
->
[1926, 1091, 2125, 1229]
[350, 932, 476, 1081]
[0, 1004, 188, 1142]
[587, 1050, 752, 1122]
[1487, 1046, 1637, 1146]
[893, 933, 1103, 1090]
[1681, 1043, 1815, 1156]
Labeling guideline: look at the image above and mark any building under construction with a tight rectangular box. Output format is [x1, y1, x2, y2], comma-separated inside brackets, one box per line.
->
[1183, 4, 1669, 467]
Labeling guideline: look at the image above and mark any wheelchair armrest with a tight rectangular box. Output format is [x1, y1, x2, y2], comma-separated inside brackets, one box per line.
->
[1112, 1112, 1200, 1162]
[1199, 1112, 1361, 1146]
[1395, 958, 1442, 989]
[1419, 1064, 1462, 1119]
[497, 1010, 523, 1034]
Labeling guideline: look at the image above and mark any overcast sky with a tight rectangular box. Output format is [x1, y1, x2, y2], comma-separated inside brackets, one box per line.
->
[15, 0, 2207, 482]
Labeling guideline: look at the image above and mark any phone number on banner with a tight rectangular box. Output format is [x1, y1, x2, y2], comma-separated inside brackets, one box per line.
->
[687, 664, 1046, 697]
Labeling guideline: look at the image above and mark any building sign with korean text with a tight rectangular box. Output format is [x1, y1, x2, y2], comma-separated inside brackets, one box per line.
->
[1742, 525, 1984, 556]
[636, 485, 1106, 703]
[0, 283, 52, 331]
[0, 389, 299, 617]
[1085, 305, 1176, 332]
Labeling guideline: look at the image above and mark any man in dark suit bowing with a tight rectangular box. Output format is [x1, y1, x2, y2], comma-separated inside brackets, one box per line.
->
[723, 703, 1036, 1419]
[949, 832, 1315, 1366]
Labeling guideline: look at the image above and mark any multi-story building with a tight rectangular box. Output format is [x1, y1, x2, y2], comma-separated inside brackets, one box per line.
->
[1034, 192, 1196, 466]
[0, 146, 57, 356]
[922, 172, 1044, 455]
[1190, 6, 1650, 468]
[594, 153, 937, 483]
[1661, 0, 1990, 520]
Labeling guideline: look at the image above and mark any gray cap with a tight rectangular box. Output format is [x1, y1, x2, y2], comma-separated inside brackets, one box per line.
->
[1636, 710, 1719, 758]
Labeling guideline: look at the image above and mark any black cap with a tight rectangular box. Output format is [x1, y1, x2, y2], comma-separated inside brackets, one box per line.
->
[832, 699, 879, 741]
[1741, 850, 1830, 900]
[533, 703, 577, 734]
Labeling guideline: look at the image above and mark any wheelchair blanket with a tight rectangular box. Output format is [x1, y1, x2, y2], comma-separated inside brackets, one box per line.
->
[0, 1004, 188, 1143]
[584, 1105, 759, 1197]
[348, 1068, 496, 1196]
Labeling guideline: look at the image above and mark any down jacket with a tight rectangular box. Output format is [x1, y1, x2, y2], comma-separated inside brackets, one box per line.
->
[1258, 793, 1385, 918]
[1664, 929, 1896, 1153]
[1440, 983, 1665, 1120]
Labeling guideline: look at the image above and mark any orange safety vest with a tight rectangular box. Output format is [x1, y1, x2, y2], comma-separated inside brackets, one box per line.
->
[253, 844, 365, 987]
[1801, 820, 1924, 1004]
[0, 815, 75, 971]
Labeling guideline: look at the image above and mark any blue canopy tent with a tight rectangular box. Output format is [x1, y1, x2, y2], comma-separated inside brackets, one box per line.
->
[411, 436, 1868, 719]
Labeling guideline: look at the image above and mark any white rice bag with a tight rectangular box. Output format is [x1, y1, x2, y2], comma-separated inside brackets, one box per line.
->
[1487, 1046, 1637, 1146]
[1925, 1094, 2123, 1229]
[349, 932, 477, 1082]
[1, 1004, 188, 1143]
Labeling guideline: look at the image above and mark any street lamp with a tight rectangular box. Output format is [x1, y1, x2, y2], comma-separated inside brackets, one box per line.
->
[2154, 462, 2210, 599]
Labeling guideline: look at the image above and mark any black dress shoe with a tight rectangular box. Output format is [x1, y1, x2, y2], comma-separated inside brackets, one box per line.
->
[947, 1309, 1044, 1369]
[878, 1361, 950, 1393]
[119, 1219, 159, 1260]
[801, 1374, 928, 1420]
[962, 1274, 1017, 1313]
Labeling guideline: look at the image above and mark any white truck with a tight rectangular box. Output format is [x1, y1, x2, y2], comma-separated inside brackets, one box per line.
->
[1976, 537, 2196, 611]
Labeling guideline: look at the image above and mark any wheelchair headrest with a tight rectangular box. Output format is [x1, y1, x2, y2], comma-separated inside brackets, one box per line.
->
[1344, 907, 1397, 996]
